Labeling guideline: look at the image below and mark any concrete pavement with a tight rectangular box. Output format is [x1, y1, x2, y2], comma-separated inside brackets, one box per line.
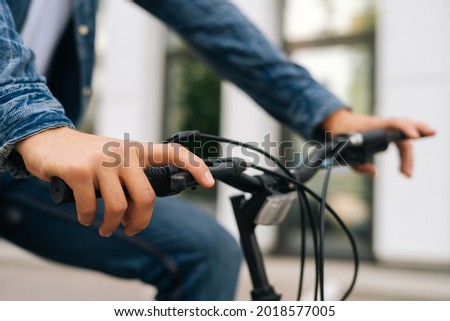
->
[1, 240, 450, 301]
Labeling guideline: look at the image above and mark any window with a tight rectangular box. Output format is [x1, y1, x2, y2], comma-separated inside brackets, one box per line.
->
[276, 0, 376, 260]
[163, 33, 221, 212]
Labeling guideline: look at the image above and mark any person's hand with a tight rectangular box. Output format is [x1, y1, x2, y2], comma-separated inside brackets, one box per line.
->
[321, 109, 436, 177]
[15, 127, 215, 237]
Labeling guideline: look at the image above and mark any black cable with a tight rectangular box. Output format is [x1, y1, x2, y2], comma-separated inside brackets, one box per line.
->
[305, 181, 359, 301]
[196, 133, 322, 300]
[297, 189, 320, 301]
[296, 189, 306, 301]
[192, 133, 326, 300]
[250, 164, 320, 300]
[179, 133, 359, 300]
[193, 133, 323, 300]
[196, 133, 294, 179]
[251, 164, 359, 301]
[318, 167, 332, 301]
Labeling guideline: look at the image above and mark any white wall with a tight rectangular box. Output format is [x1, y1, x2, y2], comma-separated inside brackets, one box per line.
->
[217, 0, 282, 250]
[374, 0, 450, 264]
[95, 0, 166, 142]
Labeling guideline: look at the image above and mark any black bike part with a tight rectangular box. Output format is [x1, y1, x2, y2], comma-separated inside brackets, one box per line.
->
[337, 129, 407, 165]
[146, 166, 187, 197]
[49, 157, 248, 204]
[231, 194, 281, 301]
[147, 158, 249, 197]
[294, 130, 408, 183]
[49, 167, 180, 204]
[167, 131, 295, 179]
[166, 130, 200, 144]
[294, 140, 347, 184]
[318, 167, 332, 301]
[296, 189, 320, 301]
[250, 165, 359, 300]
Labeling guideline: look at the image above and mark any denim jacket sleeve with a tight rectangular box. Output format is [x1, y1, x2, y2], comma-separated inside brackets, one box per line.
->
[133, 0, 347, 140]
[0, 0, 74, 178]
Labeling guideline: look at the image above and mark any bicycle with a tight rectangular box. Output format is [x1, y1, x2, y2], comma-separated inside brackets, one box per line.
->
[49, 129, 417, 301]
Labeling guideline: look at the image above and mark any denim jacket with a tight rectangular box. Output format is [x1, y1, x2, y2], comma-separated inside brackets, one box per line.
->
[0, 0, 345, 178]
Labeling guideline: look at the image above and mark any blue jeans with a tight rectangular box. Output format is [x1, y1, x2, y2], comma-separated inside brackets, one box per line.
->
[0, 174, 242, 300]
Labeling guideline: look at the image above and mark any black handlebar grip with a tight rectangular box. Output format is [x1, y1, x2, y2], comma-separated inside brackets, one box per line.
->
[360, 129, 409, 154]
[49, 177, 75, 204]
[50, 177, 119, 205]
[49, 157, 248, 204]
[385, 131, 407, 142]
[360, 129, 391, 153]
[143, 166, 184, 197]
[49, 166, 184, 204]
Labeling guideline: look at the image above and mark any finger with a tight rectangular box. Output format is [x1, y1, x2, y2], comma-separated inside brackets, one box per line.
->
[385, 118, 437, 139]
[71, 179, 98, 226]
[120, 166, 155, 236]
[148, 143, 215, 188]
[396, 140, 413, 177]
[415, 122, 436, 137]
[97, 173, 128, 237]
[385, 119, 420, 139]
[352, 163, 377, 177]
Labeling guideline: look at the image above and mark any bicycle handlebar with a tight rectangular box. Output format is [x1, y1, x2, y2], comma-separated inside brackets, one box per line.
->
[49, 129, 409, 204]
[295, 129, 408, 183]
[49, 157, 250, 204]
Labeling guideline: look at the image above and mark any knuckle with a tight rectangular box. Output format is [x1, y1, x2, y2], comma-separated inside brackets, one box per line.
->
[168, 144, 200, 169]
[101, 143, 125, 161]
[67, 164, 91, 180]
[108, 200, 128, 214]
[138, 188, 155, 207]
[169, 143, 187, 157]
[134, 197, 154, 210]
[168, 142, 183, 149]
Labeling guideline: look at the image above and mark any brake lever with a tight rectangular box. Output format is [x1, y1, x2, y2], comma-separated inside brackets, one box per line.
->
[163, 157, 248, 196]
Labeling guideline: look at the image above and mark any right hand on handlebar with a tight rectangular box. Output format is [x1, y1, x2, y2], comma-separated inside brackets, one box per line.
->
[14, 127, 215, 237]
[321, 109, 436, 177]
